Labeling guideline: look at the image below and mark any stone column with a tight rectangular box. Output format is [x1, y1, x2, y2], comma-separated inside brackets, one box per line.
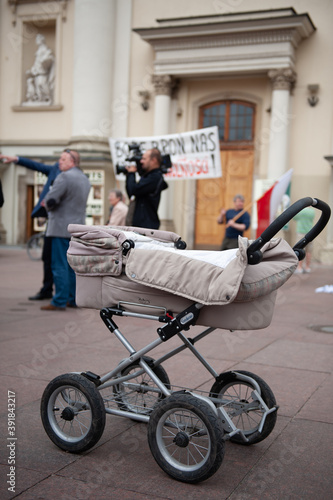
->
[71, 0, 115, 144]
[111, 0, 132, 138]
[69, 0, 118, 224]
[152, 75, 175, 135]
[267, 68, 296, 179]
[322, 156, 333, 264]
[328, 164, 333, 243]
[152, 75, 176, 224]
[0, 167, 7, 244]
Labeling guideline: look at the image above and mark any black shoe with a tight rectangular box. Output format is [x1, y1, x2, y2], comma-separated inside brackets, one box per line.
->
[29, 292, 53, 300]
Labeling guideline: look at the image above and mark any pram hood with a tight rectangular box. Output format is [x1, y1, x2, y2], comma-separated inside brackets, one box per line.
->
[67, 224, 298, 307]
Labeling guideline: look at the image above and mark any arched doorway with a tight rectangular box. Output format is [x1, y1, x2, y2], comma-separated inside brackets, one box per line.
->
[195, 100, 256, 248]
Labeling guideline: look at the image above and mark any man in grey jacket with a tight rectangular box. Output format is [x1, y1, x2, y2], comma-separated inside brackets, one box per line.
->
[41, 149, 91, 311]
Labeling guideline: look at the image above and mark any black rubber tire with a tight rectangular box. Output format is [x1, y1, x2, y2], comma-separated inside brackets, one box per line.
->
[112, 356, 170, 415]
[210, 370, 277, 445]
[148, 392, 225, 483]
[40, 373, 106, 453]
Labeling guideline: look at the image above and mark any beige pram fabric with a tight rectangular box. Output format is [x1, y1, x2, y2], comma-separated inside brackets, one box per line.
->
[67, 224, 298, 330]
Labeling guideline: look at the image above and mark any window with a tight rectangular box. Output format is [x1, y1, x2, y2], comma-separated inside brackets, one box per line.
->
[200, 100, 255, 147]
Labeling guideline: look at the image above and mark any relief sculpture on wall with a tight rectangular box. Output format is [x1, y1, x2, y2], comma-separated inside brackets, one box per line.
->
[23, 34, 55, 106]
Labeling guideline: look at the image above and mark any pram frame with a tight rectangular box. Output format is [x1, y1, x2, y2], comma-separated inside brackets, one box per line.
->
[96, 302, 276, 442]
[40, 197, 331, 484]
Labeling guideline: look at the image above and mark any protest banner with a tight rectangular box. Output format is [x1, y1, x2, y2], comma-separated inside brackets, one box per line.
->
[109, 126, 222, 180]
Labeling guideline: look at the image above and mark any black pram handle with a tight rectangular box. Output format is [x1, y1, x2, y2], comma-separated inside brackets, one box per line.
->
[247, 197, 331, 265]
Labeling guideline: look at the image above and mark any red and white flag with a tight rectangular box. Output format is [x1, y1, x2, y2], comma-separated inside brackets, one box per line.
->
[256, 169, 293, 238]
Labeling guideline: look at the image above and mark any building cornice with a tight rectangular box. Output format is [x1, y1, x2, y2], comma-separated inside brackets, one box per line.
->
[134, 10, 315, 41]
[8, 0, 69, 24]
[134, 10, 315, 77]
[148, 29, 303, 52]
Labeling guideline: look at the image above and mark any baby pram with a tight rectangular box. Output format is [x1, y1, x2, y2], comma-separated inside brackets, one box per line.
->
[40, 197, 330, 483]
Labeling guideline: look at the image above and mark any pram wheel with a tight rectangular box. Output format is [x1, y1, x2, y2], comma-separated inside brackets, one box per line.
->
[112, 356, 170, 415]
[210, 370, 277, 445]
[148, 392, 225, 483]
[40, 373, 106, 453]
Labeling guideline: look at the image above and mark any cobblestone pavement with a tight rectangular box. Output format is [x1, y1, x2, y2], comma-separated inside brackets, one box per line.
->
[0, 246, 332, 499]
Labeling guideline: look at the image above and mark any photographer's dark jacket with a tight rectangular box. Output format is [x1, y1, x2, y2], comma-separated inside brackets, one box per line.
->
[126, 169, 168, 229]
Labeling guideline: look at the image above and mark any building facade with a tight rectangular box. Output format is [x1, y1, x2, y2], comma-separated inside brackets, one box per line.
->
[0, 0, 332, 262]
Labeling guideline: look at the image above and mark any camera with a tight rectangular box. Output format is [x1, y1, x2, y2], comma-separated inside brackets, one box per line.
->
[116, 143, 142, 175]
[116, 143, 171, 176]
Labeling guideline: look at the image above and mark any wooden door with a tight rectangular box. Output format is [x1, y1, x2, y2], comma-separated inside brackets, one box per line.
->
[26, 185, 34, 240]
[195, 100, 255, 249]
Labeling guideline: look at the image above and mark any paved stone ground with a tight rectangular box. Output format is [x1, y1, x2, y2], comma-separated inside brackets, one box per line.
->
[0, 246, 332, 499]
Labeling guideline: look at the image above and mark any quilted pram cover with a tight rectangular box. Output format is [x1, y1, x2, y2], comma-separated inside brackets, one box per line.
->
[67, 224, 298, 330]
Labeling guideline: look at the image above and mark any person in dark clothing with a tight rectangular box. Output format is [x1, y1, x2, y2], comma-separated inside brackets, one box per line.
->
[0, 154, 60, 299]
[125, 148, 168, 229]
[217, 194, 250, 250]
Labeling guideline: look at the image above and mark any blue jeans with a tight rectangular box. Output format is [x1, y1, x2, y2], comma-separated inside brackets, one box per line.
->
[51, 237, 76, 308]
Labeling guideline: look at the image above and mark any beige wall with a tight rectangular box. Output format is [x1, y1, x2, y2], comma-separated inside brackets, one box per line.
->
[0, 0, 75, 142]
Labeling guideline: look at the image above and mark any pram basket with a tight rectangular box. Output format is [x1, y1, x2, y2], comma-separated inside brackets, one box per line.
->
[40, 197, 330, 483]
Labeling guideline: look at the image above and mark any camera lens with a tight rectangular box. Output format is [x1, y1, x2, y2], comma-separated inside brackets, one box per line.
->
[116, 164, 127, 175]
